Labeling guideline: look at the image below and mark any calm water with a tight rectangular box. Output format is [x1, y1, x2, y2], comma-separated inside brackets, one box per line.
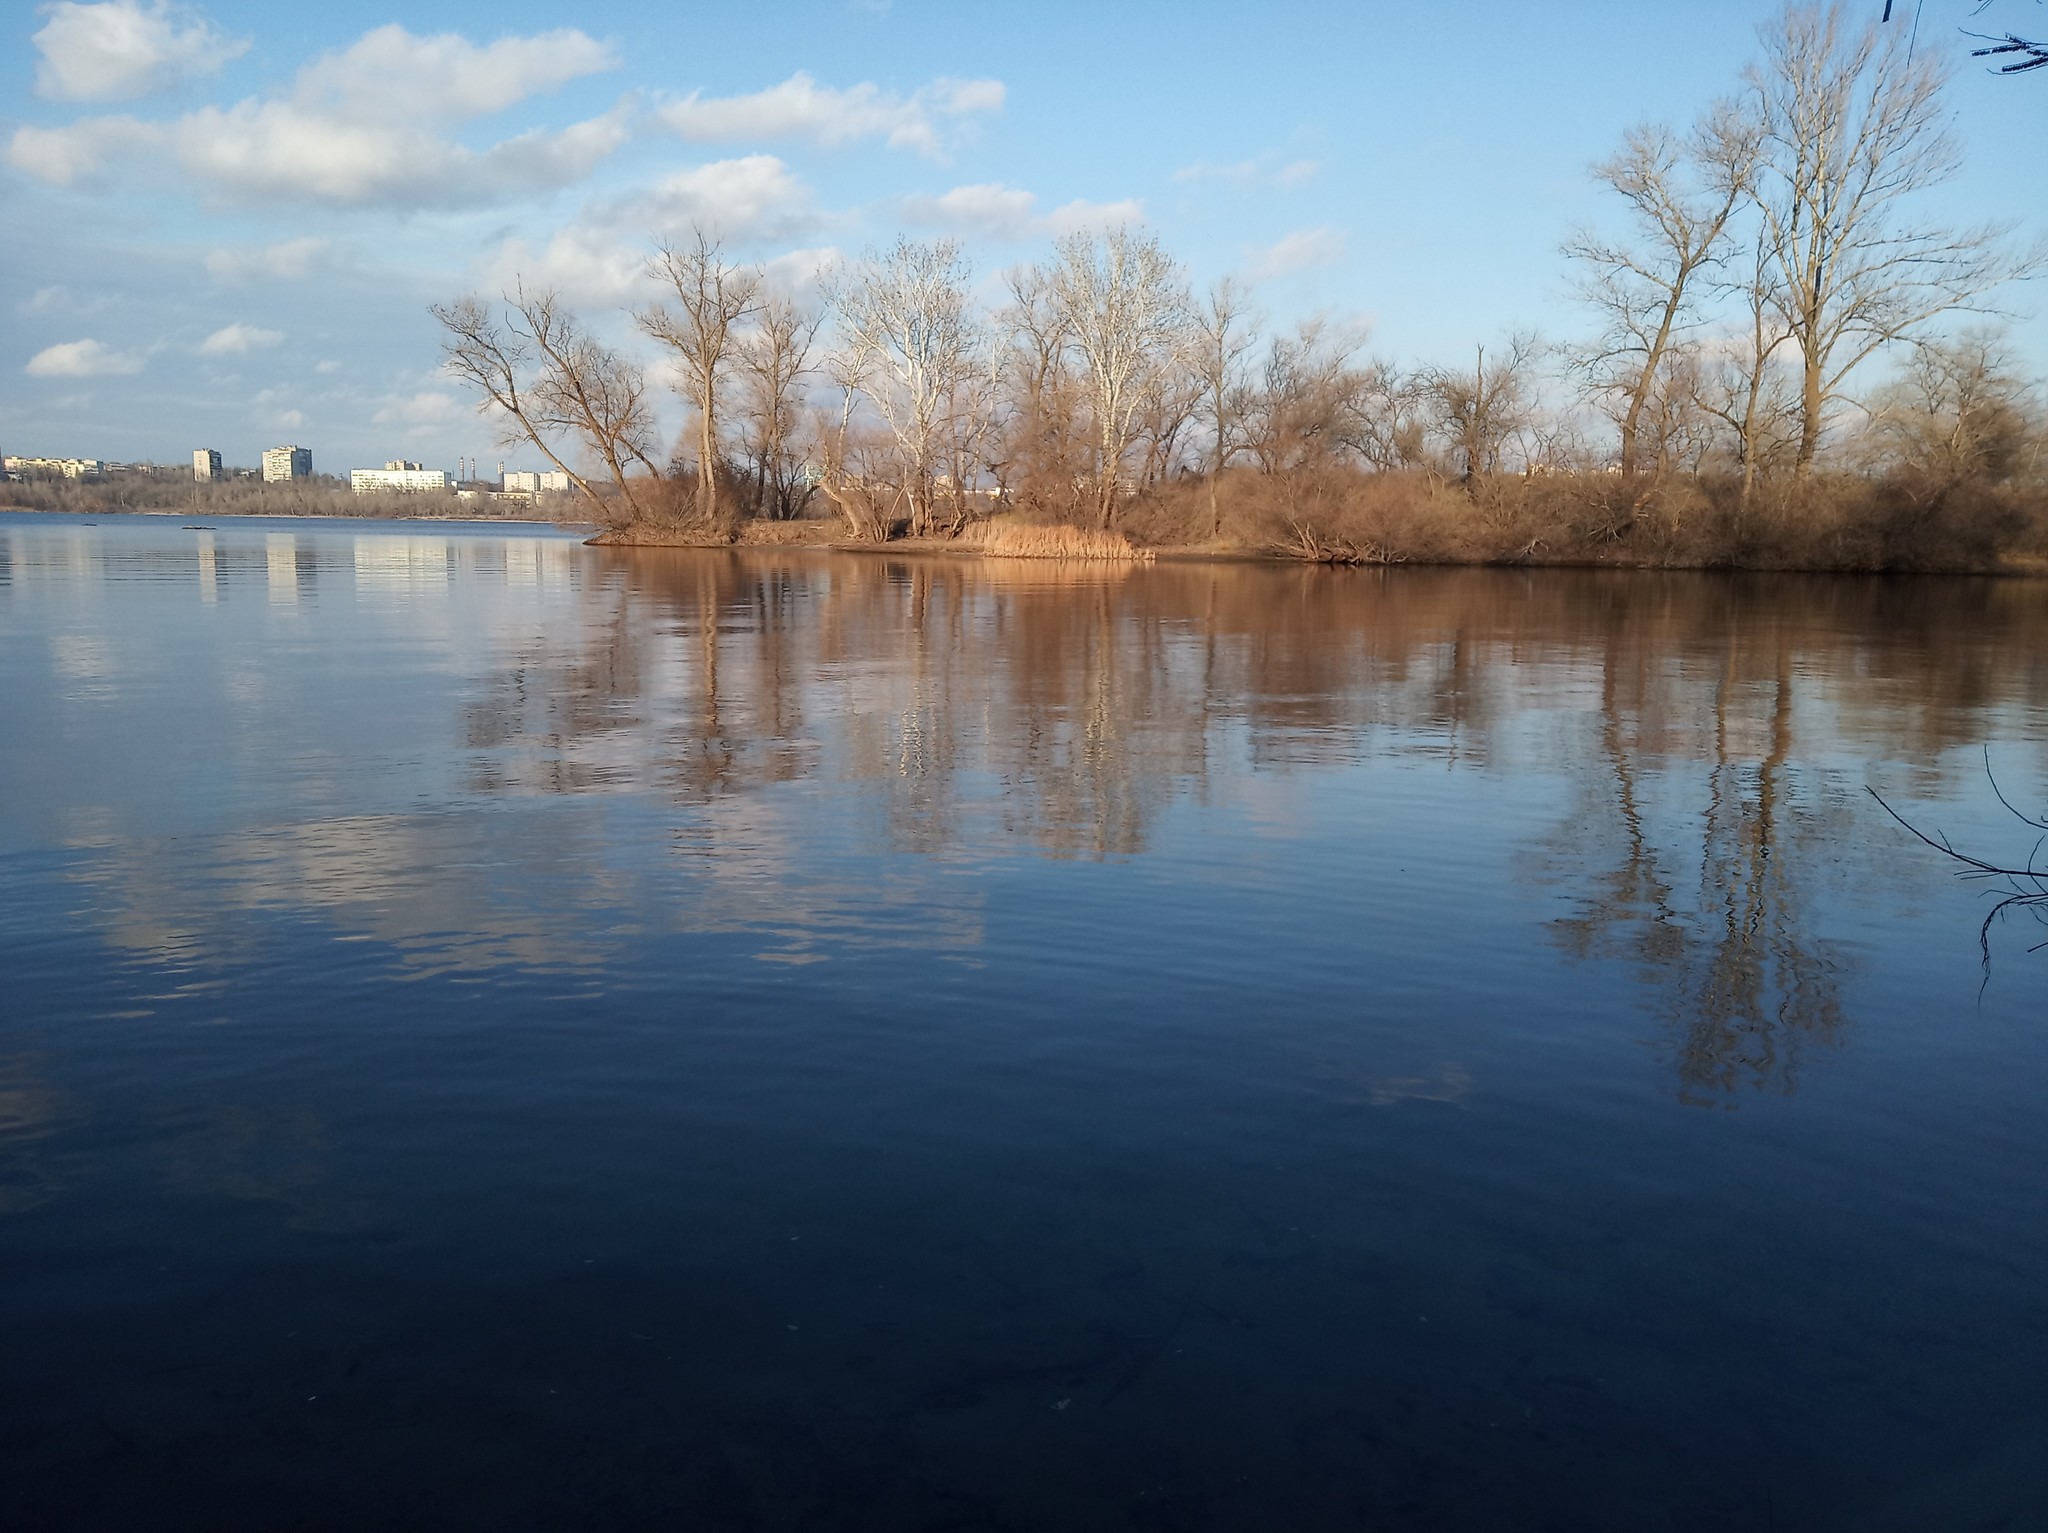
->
[2, 512, 2045, 1531]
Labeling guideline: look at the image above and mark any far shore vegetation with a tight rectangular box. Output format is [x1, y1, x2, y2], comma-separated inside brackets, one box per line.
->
[418, 5, 2048, 574]
[0, 475, 571, 523]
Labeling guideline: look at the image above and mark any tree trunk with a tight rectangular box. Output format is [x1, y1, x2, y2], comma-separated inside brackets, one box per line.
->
[1794, 345, 1824, 475]
[698, 369, 719, 520]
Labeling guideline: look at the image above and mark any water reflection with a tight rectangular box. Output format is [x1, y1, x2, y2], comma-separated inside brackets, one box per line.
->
[0, 1055, 78, 1215]
[1545, 613, 1857, 1099]
[5, 520, 2047, 1099]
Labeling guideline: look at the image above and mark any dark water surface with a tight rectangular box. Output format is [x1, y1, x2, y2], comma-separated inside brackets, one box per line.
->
[3, 512, 2046, 1531]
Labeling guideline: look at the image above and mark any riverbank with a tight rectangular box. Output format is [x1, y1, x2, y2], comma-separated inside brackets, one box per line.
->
[14, 471, 2044, 576]
[590, 499, 2048, 576]
[589, 518, 1165, 562]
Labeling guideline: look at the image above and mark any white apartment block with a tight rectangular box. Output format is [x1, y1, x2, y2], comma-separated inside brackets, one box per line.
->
[262, 445, 312, 483]
[193, 448, 222, 482]
[502, 470, 573, 494]
[3, 456, 104, 479]
[351, 460, 454, 495]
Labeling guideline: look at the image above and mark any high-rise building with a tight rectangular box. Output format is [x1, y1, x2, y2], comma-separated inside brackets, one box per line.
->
[262, 445, 312, 483]
[193, 449, 222, 482]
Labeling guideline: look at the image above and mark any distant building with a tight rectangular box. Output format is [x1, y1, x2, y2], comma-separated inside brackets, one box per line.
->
[4, 456, 103, 479]
[501, 470, 573, 494]
[262, 445, 312, 483]
[194, 448, 222, 482]
[350, 460, 453, 495]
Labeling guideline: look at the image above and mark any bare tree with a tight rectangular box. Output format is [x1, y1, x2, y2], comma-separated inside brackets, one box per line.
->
[1863, 328, 2042, 483]
[433, 287, 661, 526]
[733, 296, 821, 519]
[997, 263, 1089, 520]
[826, 238, 980, 537]
[1244, 317, 1371, 476]
[1566, 104, 1760, 476]
[639, 231, 762, 525]
[1750, 2, 2039, 472]
[939, 341, 1007, 532]
[1338, 359, 1428, 472]
[1423, 334, 1541, 486]
[1191, 277, 1261, 539]
[1696, 237, 1800, 504]
[812, 341, 896, 541]
[1134, 358, 1204, 491]
[1047, 227, 1191, 527]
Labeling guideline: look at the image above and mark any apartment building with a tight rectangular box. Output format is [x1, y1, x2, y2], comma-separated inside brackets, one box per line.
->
[350, 461, 453, 494]
[262, 445, 312, 483]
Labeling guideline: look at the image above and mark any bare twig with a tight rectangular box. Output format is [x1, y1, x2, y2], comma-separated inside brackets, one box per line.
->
[1868, 751, 2048, 970]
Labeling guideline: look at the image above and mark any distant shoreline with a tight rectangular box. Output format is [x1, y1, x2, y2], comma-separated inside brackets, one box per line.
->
[0, 503, 589, 530]
[589, 516, 2048, 577]
[8, 503, 2043, 577]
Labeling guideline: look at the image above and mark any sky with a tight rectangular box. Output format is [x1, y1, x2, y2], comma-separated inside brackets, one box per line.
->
[3, 0, 2044, 474]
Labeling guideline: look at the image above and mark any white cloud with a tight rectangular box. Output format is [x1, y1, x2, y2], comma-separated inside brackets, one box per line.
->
[1245, 226, 1347, 280]
[1173, 155, 1321, 188]
[1044, 198, 1145, 236]
[23, 286, 73, 314]
[271, 408, 306, 429]
[314, 359, 342, 374]
[759, 245, 840, 297]
[657, 71, 1003, 157]
[162, 96, 631, 206]
[480, 225, 653, 308]
[205, 236, 326, 281]
[32, 0, 248, 103]
[638, 155, 815, 239]
[480, 156, 819, 306]
[902, 182, 1037, 239]
[199, 322, 282, 354]
[373, 390, 463, 427]
[903, 183, 1142, 242]
[7, 115, 154, 184]
[10, 23, 628, 207]
[291, 24, 618, 121]
[25, 337, 146, 377]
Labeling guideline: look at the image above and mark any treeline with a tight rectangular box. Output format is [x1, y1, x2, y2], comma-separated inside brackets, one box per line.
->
[0, 476, 554, 521]
[435, 2, 2047, 572]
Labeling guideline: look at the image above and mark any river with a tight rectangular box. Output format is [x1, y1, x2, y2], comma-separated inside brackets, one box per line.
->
[2, 512, 2044, 1530]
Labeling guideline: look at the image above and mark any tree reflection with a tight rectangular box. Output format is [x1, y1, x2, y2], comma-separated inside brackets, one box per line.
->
[21, 526, 2045, 1015]
[1545, 589, 1862, 1101]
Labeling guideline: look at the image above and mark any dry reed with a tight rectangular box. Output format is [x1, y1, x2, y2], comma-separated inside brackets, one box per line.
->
[955, 520, 1155, 562]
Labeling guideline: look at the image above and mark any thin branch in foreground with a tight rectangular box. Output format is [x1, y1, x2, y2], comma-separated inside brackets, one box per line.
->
[1868, 754, 2048, 971]
[1967, 32, 2048, 74]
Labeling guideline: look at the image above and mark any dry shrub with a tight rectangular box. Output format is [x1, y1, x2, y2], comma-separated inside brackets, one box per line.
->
[955, 519, 1153, 561]
[608, 473, 743, 542]
[1109, 466, 2047, 573]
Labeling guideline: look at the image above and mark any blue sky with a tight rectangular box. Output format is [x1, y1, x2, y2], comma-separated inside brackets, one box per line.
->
[4, 0, 2043, 473]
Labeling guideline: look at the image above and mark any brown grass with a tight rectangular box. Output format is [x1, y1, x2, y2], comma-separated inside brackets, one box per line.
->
[1120, 468, 2048, 574]
[955, 519, 1155, 562]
